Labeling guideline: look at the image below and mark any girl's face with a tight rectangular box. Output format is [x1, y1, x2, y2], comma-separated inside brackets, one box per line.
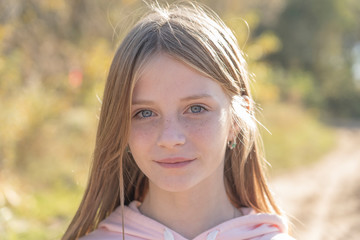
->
[128, 53, 233, 193]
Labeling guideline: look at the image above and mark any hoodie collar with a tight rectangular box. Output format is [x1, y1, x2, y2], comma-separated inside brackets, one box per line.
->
[98, 201, 291, 240]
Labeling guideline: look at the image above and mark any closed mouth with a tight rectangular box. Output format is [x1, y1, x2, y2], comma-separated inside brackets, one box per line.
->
[154, 158, 195, 168]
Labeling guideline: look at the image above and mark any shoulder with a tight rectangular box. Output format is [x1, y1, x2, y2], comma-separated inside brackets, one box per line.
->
[79, 201, 163, 240]
[230, 208, 296, 240]
[268, 233, 296, 240]
[79, 229, 142, 240]
[79, 228, 117, 240]
[254, 228, 295, 240]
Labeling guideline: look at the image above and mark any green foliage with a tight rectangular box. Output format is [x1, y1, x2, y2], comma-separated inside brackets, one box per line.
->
[269, 0, 360, 117]
[259, 103, 335, 173]
[0, 176, 84, 240]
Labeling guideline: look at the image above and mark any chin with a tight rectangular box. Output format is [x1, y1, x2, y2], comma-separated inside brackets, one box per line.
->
[150, 176, 200, 193]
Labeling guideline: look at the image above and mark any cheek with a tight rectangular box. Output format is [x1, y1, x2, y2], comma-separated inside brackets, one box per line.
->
[185, 113, 230, 145]
[129, 121, 159, 151]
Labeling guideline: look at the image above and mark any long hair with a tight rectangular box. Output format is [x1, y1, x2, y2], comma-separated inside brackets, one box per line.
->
[63, 2, 281, 239]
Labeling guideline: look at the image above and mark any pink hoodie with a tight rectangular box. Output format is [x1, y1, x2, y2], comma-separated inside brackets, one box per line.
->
[80, 201, 294, 240]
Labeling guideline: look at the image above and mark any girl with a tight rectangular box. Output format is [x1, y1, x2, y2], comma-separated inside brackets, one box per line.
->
[63, 2, 294, 240]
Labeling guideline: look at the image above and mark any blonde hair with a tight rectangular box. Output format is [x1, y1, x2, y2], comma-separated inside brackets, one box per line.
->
[63, 2, 281, 239]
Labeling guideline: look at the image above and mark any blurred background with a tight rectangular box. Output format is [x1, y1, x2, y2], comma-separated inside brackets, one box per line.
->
[0, 0, 359, 239]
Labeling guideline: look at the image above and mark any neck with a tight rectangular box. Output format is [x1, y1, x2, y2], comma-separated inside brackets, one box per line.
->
[138, 169, 240, 239]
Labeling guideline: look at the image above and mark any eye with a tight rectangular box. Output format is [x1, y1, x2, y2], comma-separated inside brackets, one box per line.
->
[134, 109, 154, 119]
[189, 105, 206, 114]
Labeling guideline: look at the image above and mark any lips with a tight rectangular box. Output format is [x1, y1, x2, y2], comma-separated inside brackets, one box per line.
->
[154, 157, 195, 168]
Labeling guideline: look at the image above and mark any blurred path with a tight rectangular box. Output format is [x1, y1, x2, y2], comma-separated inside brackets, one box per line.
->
[272, 125, 360, 240]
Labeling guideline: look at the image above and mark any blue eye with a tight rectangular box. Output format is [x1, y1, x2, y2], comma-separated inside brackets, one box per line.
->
[136, 110, 153, 118]
[190, 105, 204, 113]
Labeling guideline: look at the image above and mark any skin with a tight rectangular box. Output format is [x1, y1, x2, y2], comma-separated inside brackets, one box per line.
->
[128, 53, 241, 239]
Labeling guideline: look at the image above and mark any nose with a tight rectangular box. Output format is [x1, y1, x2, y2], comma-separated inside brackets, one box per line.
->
[157, 117, 186, 149]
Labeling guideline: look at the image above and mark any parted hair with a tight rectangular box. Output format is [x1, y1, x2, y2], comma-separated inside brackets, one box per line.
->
[62, 1, 281, 239]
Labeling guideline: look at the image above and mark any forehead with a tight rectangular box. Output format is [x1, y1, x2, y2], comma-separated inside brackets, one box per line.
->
[133, 53, 229, 103]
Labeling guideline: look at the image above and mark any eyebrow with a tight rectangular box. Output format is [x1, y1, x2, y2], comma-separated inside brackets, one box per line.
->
[132, 94, 213, 105]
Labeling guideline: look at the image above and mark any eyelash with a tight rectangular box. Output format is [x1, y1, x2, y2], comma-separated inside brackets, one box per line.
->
[134, 109, 154, 119]
[187, 105, 207, 114]
[133, 105, 207, 119]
